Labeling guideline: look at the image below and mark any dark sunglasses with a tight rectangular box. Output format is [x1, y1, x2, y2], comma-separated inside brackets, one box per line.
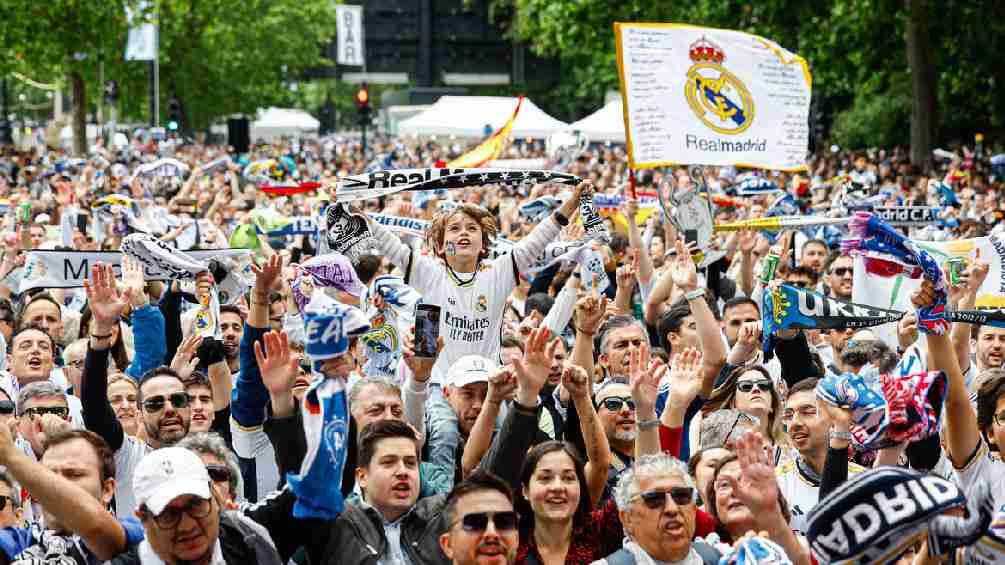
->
[206, 464, 232, 483]
[0, 401, 14, 415]
[25, 406, 69, 419]
[600, 396, 636, 412]
[142, 392, 190, 414]
[636, 487, 695, 509]
[787, 280, 813, 288]
[831, 267, 853, 277]
[456, 510, 519, 532]
[736, 380, 773, 394]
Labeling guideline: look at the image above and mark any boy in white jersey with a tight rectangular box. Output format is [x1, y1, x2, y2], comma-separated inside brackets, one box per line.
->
[366, 181, 588, 387]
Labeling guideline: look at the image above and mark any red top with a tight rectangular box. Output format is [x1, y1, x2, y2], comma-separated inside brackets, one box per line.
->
[515, 499, 717, 564]
[659, 425, 684, 458]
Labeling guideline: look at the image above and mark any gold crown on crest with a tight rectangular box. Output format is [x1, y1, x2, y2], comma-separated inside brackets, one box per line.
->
[689, 36, 725, 64]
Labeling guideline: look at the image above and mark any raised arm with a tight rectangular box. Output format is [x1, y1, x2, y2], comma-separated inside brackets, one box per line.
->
[254, 330, 300, 419]
[81, 263, 132, 450]
[564, 363, 611, 506]
[669, 239, 726, 396]
[727, 431, 812, 565]
[121, 257, 167, 378]
[622, 197, 654, 288]
[461, 366, 517, 478]
[950, 260, 989, 375]
[916, 281, 981, 466]
[613, 250, 639, 316]
[510, 182, 585, 272]
[232, 255, 281, 428]
[0, 422, 126, 560]
[630, 343, 667, 459]
[401, 329, 439, 443]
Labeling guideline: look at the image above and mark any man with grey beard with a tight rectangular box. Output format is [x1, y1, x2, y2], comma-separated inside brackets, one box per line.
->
[593, 380, 638, 501]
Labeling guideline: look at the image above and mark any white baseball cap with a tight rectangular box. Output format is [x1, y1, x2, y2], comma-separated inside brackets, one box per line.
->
[446, 355, 497, 388]
[133, 447, 211, 515]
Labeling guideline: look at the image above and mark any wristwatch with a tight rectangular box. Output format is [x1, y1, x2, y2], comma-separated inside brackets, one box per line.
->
[554, 211, 570, 227]
[637, 419, 660, 431]
[830, 429, 852, 442]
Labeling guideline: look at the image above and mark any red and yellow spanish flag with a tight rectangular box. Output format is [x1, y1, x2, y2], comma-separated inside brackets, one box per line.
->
[447, 96, 523, 168]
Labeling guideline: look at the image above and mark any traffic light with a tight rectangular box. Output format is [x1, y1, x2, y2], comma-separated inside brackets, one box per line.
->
[167, 97, 182, 131]
[355, 83, 372, 124]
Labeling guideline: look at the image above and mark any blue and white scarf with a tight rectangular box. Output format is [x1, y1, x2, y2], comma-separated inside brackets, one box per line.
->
[287, 301, 370, 519]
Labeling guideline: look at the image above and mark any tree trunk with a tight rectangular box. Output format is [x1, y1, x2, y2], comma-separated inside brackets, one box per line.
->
[68, 70, 87, 156]
[905, 0, 937, 172]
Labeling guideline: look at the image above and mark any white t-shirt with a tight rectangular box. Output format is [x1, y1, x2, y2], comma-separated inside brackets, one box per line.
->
[776, 457, 866, 534]
[371, 214, 560, 385]
[954, 441, 1005, 513]
[113, 436, 151, 518]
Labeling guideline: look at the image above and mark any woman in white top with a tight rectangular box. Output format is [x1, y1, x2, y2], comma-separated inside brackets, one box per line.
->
[366, 181, 588, 385]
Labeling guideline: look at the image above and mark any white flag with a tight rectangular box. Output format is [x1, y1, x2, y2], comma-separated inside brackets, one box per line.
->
[124, 1, 157, 61]
[335, 5, 365, 67]
[614, 23, 811, 171]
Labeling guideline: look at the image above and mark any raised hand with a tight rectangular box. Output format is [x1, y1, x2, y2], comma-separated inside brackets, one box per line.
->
[896, 313, 919, 351]
[121, 256, 149, 307]
[513, 326, 558, 405]
[84, 263, 131, 332]
[616, 249, 639, 290]
[252, 253, 283, 294]
[253, 331, 300, 397]
[629, 343, 665, 416]
[171, 334, 204, 381]
[574, 289, 609, 335]
[910, 279, 937, 309]
[402, 327, 442, 384]
[561, 363, 591, 400]
[487, 366, 518, 406]
[722, 431, 783, 517]
[670, 239, 699, 292]
[667, 347, 703, 409]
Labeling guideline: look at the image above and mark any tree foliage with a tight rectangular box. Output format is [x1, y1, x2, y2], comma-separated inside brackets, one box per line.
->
[495, 0, 1005, 149]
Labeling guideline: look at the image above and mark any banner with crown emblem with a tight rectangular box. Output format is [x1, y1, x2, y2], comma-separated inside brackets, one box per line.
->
[614, 23, 812, 171]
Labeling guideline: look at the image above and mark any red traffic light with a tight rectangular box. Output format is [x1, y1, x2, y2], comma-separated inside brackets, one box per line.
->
[355, 86, 370, 108]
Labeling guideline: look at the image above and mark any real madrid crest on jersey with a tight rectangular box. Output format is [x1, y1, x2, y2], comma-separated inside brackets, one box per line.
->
[684, 36, 754, 135]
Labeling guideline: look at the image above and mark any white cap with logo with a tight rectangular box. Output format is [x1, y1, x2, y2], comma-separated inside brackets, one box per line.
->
[133, 447, 211, 515]
[445, 355, 497, 388]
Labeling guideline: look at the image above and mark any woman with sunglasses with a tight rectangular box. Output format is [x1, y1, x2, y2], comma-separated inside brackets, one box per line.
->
[704, 365, 787, 464]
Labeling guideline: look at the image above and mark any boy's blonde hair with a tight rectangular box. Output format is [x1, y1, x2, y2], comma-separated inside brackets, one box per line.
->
[427, 204, 498, 261]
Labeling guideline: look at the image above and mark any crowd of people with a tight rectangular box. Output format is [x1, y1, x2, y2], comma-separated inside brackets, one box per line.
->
[0, 130, 1001, 565]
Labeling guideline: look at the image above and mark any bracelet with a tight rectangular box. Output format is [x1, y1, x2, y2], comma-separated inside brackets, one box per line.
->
[575, 326, 596, 336]
[830, 429, 852, 441]
[684, 288, 705, 301]
[553, 211, 570, 227]
[637, 419, 660, 431]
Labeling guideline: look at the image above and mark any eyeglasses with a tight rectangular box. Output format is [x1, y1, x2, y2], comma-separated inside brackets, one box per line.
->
[781, 406, 819, 423]
[599, 396, 636, 412]
[206, 465, 232, 483]
[0, 401, 14, 415]
[454, 510, 519, 532]
[0, 495, 15, 512]
[830, 267, 853, 277]
[994, 411, 1005, 426]
[787, 280, 813, 289]
[736, 380, 773, 394]
[634, 487, 695, 509]
[142, 392, 190, 414]
[24, 406, 69, 419]
[149, 496, 212, 529]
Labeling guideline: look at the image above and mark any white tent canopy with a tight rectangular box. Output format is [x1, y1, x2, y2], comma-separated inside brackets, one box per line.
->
[251, 107, 320, 141]
[398, 96, 568, 139]
[568, 99, 626, 143]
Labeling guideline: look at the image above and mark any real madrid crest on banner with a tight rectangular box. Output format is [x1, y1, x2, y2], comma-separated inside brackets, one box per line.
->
[614, 23, 812, 171]
[683, 36, 754, 135]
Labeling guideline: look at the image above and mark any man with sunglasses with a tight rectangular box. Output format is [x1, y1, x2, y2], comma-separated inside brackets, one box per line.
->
[600, 453, 721, 565]
[16, 381, 72, 458]
[81, 263, 196, 518]
[129, 447, 282, 565]
[439, 470, 520, 565]
[824, 254, 854, 301]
